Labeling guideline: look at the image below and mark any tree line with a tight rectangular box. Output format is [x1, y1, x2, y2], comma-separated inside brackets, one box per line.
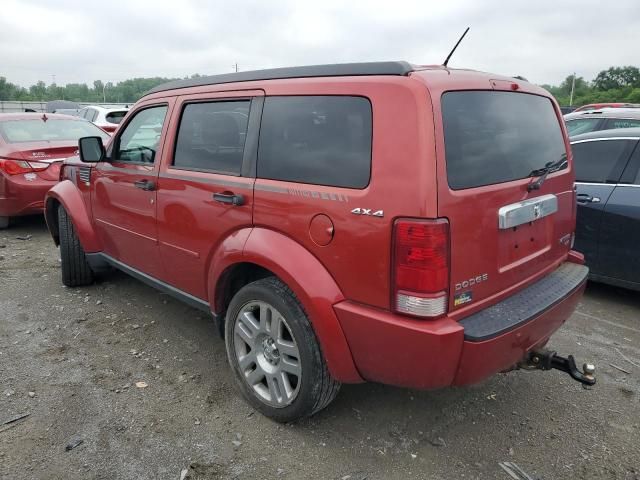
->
[1, 66, 639, 107]
[541, 66, 640, 106]
[0, 75, 204, 104]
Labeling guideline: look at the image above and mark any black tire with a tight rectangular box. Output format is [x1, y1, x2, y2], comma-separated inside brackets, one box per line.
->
[58, 206, 94, 287]
[0, 216, 9, 229]
[225, 277, 340, 422]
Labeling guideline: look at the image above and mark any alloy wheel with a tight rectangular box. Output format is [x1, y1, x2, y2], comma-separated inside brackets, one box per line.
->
[233, 301, 302, 407]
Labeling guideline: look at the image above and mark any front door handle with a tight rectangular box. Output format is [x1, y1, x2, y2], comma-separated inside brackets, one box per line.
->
[213, 192, 245, 206]
[134, 179, 156, 191]
[576, 193, 600, 204]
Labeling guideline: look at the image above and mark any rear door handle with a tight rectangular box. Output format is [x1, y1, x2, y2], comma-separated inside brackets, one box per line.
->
[213, 192, 245, 206]
[134, 179, 156, 191]
[576, 193, 600, 204]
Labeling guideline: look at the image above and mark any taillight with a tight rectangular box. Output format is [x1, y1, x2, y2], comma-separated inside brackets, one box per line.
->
[27, 161, 49, 171]
[392, 218, 450, 318]
[0, 158, 33, 175]
[0, 158, 50, 175]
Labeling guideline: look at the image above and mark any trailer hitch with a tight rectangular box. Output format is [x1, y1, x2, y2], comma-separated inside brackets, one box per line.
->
[519, 349, 596, 386]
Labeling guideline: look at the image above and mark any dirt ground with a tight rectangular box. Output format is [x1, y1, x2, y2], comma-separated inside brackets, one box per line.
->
[1, 216, 639, 480]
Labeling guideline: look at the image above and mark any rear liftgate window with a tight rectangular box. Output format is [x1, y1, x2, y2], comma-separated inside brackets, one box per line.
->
[442, 91, 567, 190]
[257, 96, 372, 188]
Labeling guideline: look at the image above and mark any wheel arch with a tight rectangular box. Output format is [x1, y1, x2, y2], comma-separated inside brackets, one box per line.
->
[45, 180, 101, 252]
[208, 227, 363, 384]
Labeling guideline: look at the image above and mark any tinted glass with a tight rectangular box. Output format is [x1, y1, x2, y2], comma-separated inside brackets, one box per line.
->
[174, 101, 250, 174]
[571, 140, 632, 183]
[0, 119, 109, 143]
[105, 111, 128, 124]
[114, 106, 167, 163]
[442, 92, 566, 189]
[606, 118, 640, 130]
[566, 118, 601, 136]
[258, 96, 372, 188]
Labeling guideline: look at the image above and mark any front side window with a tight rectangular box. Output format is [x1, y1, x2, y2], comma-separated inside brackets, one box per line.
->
[442, 91, 567, 189]
[566, 118, 601, 136]
[571, 139, 633, 183]
[257, 96, 372, 188]
[113, 106, 167, 163]
[173, 101, 250, 174]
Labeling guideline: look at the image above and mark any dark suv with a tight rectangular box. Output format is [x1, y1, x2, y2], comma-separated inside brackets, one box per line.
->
[45, 62, 592, 422]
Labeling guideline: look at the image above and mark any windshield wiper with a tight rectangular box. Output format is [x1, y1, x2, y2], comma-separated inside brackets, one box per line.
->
[527, 155, 568, 192]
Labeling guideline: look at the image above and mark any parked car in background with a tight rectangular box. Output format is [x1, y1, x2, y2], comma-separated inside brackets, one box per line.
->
[45, 62, 592, 422]
[573, 102, 639, 113]
[564, 108, 640, 136]
[571, 127, 640, 291]
[53, 108, 82, 116]
[0, 113, 110, 228]
[78, 105, 129, 133]
[560, 106, 577, 115]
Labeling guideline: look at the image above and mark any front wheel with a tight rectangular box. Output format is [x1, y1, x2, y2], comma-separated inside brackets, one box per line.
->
[0, 216, 9, 229]
[225, 277, 340, 422]
[58, 207, 94, 287]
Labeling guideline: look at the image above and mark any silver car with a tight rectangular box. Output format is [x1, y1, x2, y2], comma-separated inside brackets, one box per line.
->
[565, 107, 640, 136]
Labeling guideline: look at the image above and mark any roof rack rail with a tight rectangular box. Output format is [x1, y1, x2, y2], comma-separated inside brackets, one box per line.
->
[145, 61, 414, 96]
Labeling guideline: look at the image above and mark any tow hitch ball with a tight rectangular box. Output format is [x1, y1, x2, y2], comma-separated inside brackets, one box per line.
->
[519, 349, 596, 386]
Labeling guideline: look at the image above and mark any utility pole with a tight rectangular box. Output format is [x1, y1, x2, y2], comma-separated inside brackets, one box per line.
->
[51, 74, 56, 85]
[233, 63, 239, 72]
[103, 83, 107, 103]
[569, 72, 576, 107]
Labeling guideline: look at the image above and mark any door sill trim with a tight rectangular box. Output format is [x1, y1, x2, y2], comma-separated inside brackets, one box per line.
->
[85, 253, 211, 313]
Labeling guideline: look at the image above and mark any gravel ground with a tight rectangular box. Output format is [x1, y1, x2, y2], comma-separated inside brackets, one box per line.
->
[1, 216, 639, 480]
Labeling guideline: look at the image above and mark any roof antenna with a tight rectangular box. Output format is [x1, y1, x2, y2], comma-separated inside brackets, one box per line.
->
[443, 27, 470, 67]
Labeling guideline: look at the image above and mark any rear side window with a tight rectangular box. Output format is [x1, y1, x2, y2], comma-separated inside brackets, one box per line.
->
[442, 91, 567, 190]
[605, 118, 640, 130]
[106, 111, 128, 124]
[566, 118, 601, 136]
[257, 96, 372, 188]
[571, 139, 633, 183]
[174, 101, 250, 175]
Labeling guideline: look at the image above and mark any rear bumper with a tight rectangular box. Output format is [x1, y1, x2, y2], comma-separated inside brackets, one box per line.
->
[0, 174, 54, 217]
[334, 261, 588, 389]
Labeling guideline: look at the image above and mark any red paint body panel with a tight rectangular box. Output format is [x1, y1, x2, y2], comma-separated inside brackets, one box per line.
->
[0, 173, 52, 216]
[241, 228, 362, 383]
[46, 180, 102, 252]
[335, 300, 464, 388]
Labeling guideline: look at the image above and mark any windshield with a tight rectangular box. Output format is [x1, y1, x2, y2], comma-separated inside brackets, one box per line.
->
[442, 91, 567, 190]
[0, 119, 110, 143]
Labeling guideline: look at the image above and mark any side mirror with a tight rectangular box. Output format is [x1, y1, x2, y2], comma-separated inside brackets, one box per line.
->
[78, 136, 105, 163]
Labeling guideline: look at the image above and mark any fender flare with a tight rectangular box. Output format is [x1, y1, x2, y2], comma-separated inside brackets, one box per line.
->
[208, 227, 363, 384]
[45, 180, 102, 253]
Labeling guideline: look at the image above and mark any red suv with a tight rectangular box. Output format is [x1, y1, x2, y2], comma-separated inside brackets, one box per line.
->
[44, 62, 593, 422]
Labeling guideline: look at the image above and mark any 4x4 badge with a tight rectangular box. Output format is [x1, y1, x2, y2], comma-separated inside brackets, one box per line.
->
[351, 208, 384, 217]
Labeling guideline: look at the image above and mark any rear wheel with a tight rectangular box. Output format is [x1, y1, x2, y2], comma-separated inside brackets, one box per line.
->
[0, 216, 9, 229]
[58, 207, 94, 287]
[225, 277, 340, 422]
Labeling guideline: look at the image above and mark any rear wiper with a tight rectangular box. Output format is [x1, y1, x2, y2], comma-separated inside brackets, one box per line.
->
[527, 155, 568, 192]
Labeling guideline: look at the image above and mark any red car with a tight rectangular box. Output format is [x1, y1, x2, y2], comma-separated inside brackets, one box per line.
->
[45, 62, 594, 422]
[0, 113, 109, 228]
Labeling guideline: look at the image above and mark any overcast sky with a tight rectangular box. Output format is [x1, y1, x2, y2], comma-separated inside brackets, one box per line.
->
[2, 0, 639, 88]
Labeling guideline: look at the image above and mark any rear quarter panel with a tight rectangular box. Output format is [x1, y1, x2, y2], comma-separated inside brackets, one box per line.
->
[252, 77, 436, 309]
